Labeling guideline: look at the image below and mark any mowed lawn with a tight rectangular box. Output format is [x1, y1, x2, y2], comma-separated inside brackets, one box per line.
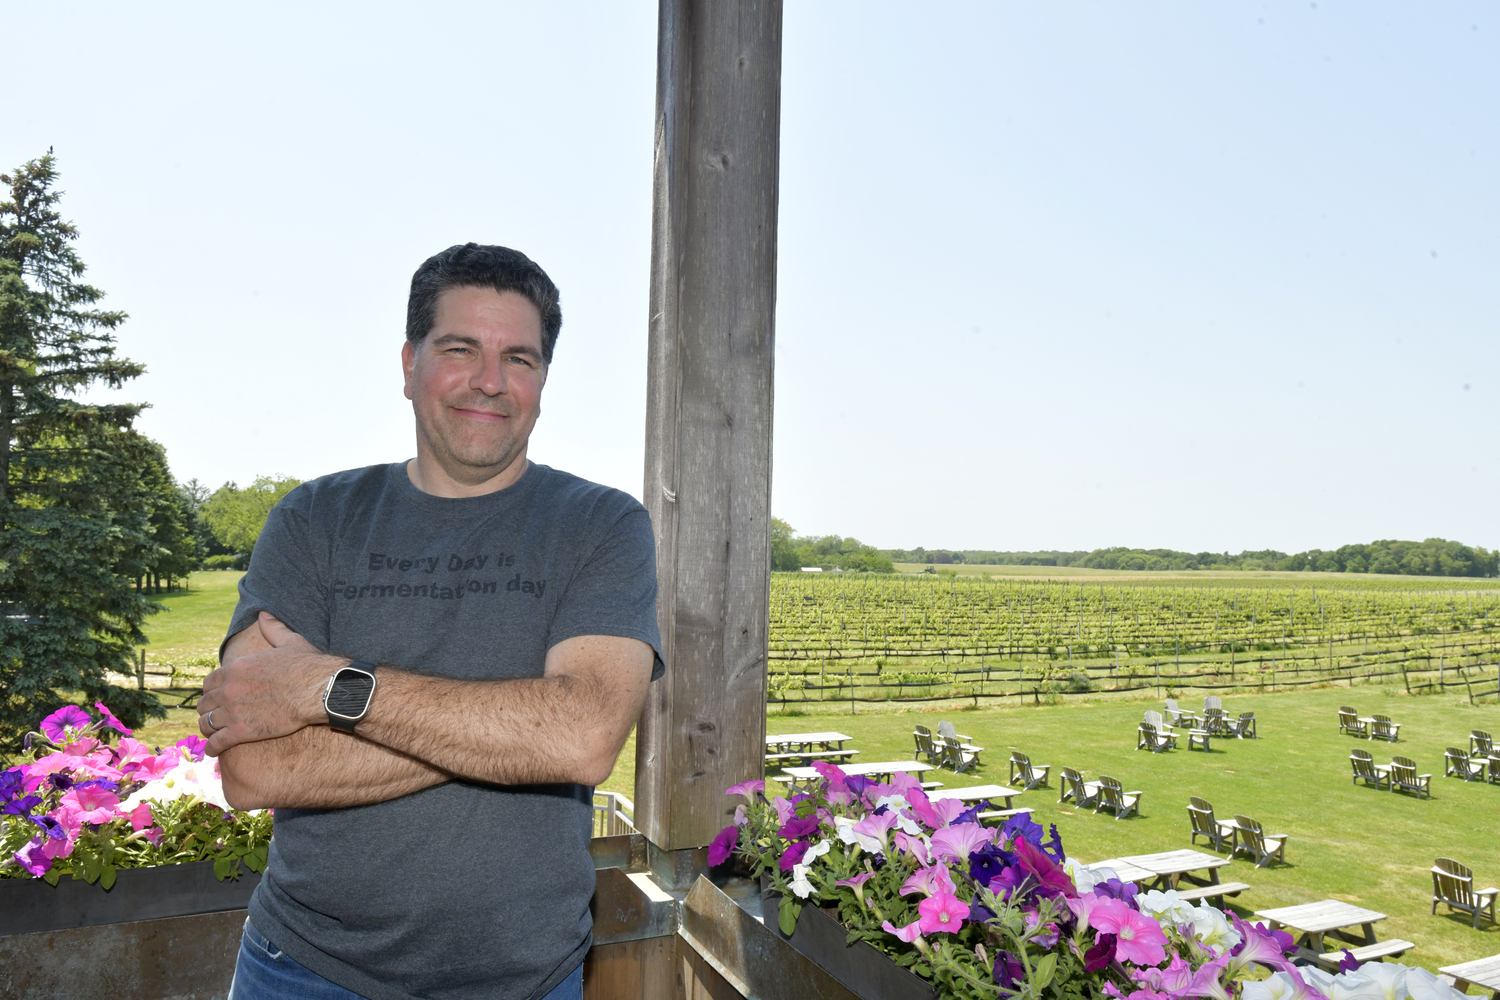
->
[141, 570, 245, 664]
[665, 687, 1499, 977]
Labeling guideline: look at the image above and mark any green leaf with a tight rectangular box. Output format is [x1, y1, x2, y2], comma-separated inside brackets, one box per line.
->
[778, 896, 801, 936]
[43, 869, 60, 886]
[100, 865, 117, 890]
[213, 857, 232, 880]
[1032, 953, 1057, 991]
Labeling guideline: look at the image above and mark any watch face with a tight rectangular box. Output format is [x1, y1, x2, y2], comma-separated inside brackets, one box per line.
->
[327, 667, 376, 719]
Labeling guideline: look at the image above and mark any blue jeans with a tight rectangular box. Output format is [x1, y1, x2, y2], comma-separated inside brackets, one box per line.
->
[229, 918, 584, 1000]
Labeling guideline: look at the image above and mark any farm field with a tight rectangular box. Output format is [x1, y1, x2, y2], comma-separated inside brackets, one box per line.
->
[747, 687, 1500, 977]
[770, 571, 1500, 708]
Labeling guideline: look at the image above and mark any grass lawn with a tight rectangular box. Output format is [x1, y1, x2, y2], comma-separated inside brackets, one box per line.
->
[722, 687, 1498, 976]
[141, 570, 244, 665]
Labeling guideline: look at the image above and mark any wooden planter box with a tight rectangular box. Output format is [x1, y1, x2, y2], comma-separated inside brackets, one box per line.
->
[762, 878, 938, 1000]
[0, 860, 260, 936]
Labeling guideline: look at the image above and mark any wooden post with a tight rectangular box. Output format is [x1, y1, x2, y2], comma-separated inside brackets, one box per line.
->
[636, 0, 783, 854]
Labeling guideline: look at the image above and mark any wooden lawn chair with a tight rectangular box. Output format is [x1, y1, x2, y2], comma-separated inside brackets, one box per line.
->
[1338, 707, 1369, 738]
[1094, 775, 1142, 819]
[1187, 796, 1237, 852]
[939, 735, 981, 774]
[911, 724, 940, 765]
[1445, 747, 1485, 781]
[1058, 767, 1100, 808]
[1203, 695, 1223, 713]
[937, 721, 975, 745]
[1229, 712, 1257, 739]
[1009, 751, 1051, 790]
[1431, 858, 1499, 929]
[1471, 730, 1494, 758]
[1202, 707, 1229, 736]
[1369, 714, 1401, 743]
[1488, 754, 1500, 786]
[1231, 814, 1288, 867]
[1143, 710, 1178, 737]
[1165, 698, 1192, 728]
[1137, 722, 1175, 753]
[1389, 755, 1431, 798]
[1350, 748, 1390, 790]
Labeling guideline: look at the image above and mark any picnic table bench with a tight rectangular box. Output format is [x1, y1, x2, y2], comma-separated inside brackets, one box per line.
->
[1440, 952, 1500, 998]
[765, 731, 853, 753]
[777, 760, 935, 790]
[1117, 849, 1234, 894]
[763, 748, 860, 766]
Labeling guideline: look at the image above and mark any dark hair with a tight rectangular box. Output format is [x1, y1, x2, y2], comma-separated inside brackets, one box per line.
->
[406, 243, 562, 363]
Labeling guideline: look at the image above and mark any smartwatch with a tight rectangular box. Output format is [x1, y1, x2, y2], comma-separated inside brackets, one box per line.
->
[324, 662, 378, 732]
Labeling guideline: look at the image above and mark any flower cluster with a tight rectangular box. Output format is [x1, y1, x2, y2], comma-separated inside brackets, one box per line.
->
[1, 704, 272, 888]
[714, 763, 1463, 1000]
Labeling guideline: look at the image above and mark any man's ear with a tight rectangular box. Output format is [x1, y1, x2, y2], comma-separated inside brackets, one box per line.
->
[401, 340, 416, 400]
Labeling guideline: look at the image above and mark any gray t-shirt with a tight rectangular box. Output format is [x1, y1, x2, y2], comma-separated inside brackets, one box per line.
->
[226, 461, 662, 1000]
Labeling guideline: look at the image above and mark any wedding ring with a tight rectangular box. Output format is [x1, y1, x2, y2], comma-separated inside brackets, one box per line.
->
[206, 709, 220, 732]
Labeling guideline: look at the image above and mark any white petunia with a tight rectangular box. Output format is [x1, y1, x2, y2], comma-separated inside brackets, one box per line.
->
[1241, 972, 1301, 1000]
[1063, 858, 1105, 894]
[1405, 967, 1467, 1000]
[834, 817, 884, 855]
[788, 839, 832, 899]
[1186, 903, 1242, 951]
[1325, 973, 1395, 1000]
[119, 758, 231, 813]
[1349, 962, 1406, 1000]
[1136, 889, 1196, 927]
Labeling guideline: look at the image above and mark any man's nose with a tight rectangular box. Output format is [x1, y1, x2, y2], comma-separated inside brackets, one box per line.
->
[472, 352, 508, 396]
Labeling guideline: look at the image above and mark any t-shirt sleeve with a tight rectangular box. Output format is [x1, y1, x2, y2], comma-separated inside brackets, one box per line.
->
[547, 506, 665, 680]
[221, 487, 332, 659]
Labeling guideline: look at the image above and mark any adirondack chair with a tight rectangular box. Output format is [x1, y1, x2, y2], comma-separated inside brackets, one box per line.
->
[1165, 698, 1194, 728]
[1350, 748, 1390, 789]
[1369, 714, 1401, 743]
[1095, 775, 1142, 819]
[939, 735, 981, 774]
[1137, 722, 1176, 753]
[1203, 695, 1223, 713]
[1232, 814, 1288, 867]
[912, 724, 941, 765]
[1338, 707, 1369, 738]
[1389, 755, 1431, 798]
[1202, 707, 1229, 736]
[1228, 712, 1257, 739]
[1143, 709, 1175, 734]
[1431, 858, 1499, 929]
[1058, 767, 1100, 808]
[1187, 796, 1237, 852]
[1488, 754, 1500, 786]
[937, 721, 974, 745]
[1471, 730, 1494, 758]
[1445, 747, 1485, 781]
[1009, 752, 1051, 790]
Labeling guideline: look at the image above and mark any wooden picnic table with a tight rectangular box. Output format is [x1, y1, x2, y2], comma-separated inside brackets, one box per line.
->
[765, 731, 853, 753]
[778, 760, 934, 788]
[1440, 952, 1500, 998]
[1117, 849, 1232, 892]
[1253, 900, 1387, 953]
[927, 784, 1022, 809]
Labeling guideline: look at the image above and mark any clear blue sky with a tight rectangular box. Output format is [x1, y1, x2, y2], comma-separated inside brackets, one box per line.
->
[4, 3, 1494, 555]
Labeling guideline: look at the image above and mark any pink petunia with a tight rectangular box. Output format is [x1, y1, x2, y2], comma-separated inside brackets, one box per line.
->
[881, 918, 925, 944]
[127, 802, 155, 832]
[771, 796, 796, 826]
[916, 892, 969, 935]
[901, 864, 957, 898]
[1012, 835, 1079, 898]
[850, 810, 900, 849]
[928, 822, 993, 864]
[94, 702, 132, 735]
[893, 831, 933, 865]
[707, 825, 738, 866]
[836, 872, 874, 890]
[175, 735, 208, 760]
[40, 706, 92, 745]
[906, 789, 966, 829]
[1090, 898, 1169, 967]
[61, 785, 120, 824]
[725, 779, 765, 800]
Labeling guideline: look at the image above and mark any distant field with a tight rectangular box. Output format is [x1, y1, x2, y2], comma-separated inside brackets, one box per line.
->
[896, 563, 1500, 587]
[140, 571, 243, 668]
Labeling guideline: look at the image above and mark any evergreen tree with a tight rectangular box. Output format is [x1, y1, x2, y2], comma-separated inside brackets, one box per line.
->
[0, 152, 165, 750]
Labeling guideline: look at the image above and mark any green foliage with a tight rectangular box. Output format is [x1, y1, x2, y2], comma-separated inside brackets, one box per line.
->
[770, 516, 894, 573]
[0, 153, 166, 751]
[882, 540, 1499, 578]
[200, 475, 301, 555]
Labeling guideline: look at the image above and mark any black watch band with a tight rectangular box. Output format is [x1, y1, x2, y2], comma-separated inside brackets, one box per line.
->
[324, 662, 378, 732]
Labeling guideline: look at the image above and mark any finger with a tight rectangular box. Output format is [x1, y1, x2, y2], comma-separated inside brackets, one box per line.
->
[202, 664, 226, 692]
[258, 613, 299, 648]
[205, 721, 245, 758]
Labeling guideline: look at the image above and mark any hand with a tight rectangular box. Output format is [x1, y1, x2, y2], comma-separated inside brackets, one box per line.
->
[198, 612, 346, 757]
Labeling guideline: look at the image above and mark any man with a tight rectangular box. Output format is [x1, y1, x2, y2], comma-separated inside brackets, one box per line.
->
[198, 243, 661, 1000]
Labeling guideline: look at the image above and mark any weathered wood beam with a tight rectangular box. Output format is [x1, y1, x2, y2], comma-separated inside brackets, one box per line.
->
[636, 0, 782, 852]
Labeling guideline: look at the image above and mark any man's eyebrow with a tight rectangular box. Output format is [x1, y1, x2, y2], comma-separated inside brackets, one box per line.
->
[501, 343, 544, 362]
[429, 332, 481, 348]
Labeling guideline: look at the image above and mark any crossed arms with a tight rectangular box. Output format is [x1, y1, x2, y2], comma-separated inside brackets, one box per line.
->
[201, 612, 654, 811]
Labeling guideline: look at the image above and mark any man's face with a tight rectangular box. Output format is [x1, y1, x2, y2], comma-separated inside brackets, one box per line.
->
[402, 286, 547, 488]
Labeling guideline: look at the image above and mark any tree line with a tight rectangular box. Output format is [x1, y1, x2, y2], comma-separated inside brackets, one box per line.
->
[882, 539, 1499, 577]
[0, 153, 299, 750]
[771, 518, 895, 573]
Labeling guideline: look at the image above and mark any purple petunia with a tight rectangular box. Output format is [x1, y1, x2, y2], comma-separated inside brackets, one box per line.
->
[0, 767, 24, 801]
[707, 825, 739, 866]
[175, 735, 208, 759]
[1084, 932, 1118, 971]
[30, 813, 67, 840]
[992, 949, 1027, 990]
[40, 705, 92, 745]
[778, 840, 810, 871]
[94, 702, 132, 736]
[48, 773, 75, 791]
[778, 813, 821, 841]
[3, 794, 42, 816]
[15, 838, 52, 877]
